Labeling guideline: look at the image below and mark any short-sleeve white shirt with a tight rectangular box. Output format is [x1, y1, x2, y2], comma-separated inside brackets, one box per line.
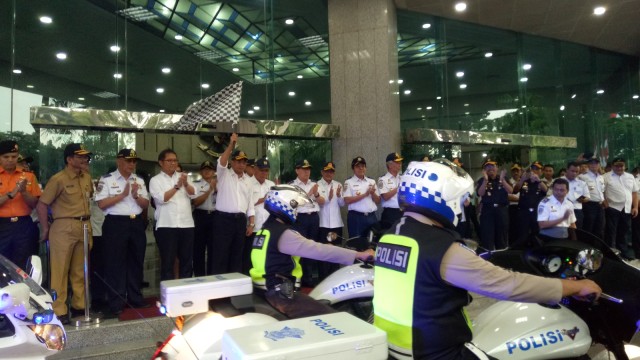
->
[216, 159, 255, 217]
[344, 175, 379, 213]
[95, 170, 148, 216]
[317, 178, 345, 228]
[251, 178, 275, 230]
[149, 171, 194, 229]
[378, 172, 401, 209]
[603, 171, 639, 212]
[192, 179, 216, 211]
[537, 195, 576, 238]
[561, 176, 590, 210]
[578, 171, 605, 203]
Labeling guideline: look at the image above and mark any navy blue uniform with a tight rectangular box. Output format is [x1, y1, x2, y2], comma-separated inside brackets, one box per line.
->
[477, 177, 509, 250]
[513, 180, 547, 247]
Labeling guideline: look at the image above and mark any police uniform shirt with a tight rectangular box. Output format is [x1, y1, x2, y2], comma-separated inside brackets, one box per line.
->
[508, 178, 520, 205]
[192, 179, 216, 211]
[561, 176, 589, 210]
[251, 178, 275, 230]
[215, 158, 255, 216]
[291, 178, 320, 213]
[603, 171, 639, 212]
[344, 175, 379, 213]
[149, 171, 194, 229]
[40, 167, 93, 218]
[517, 180, 546, 210]
[317, 178, 345, 228]
[578, 171, 605, 203]
[378, 172, 401, 209]
[95, 170, 148, 216]
[537, 196, 576, 238]
[0, 166, 42, 217]
[476, 177, 508, 206]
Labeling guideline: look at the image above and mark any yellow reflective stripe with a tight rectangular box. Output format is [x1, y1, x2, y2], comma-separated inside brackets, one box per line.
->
[373, 234, 419, 350]
[250, 229, 269, 284]
[291, 255, 302, 279]
[374, 314, 413, 350]
[462, 307, 472, 331]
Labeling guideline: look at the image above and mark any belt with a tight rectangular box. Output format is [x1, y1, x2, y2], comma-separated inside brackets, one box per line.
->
[485, 203, 506, 208]
[106, 214, 141, 220]
[194, 209, 215, 215]
[349, 210, 375, 217]
[215, 211, 245, 219]
[54, 215, 91, 221]
[297, 212, 318, 216]
[0, 216, 30, 224]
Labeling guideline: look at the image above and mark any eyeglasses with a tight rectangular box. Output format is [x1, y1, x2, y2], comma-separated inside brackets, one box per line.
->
[124, 159, 138, 163]
[74, 155, 91, 162]
[162, 159, 178, 163]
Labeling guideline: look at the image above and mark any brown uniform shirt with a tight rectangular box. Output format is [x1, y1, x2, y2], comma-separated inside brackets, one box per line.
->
[40, 167, 93, 218]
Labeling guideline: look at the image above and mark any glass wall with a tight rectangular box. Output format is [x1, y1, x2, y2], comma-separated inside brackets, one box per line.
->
[0, 0, 332, 182]
[397, 11, 640, 167]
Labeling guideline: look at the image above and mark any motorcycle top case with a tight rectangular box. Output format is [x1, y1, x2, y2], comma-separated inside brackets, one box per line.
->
[222, 312, 387, 360]
[161, 273, 252, 316]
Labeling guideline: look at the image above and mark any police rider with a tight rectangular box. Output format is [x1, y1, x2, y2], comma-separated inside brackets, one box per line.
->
[373, 159, 602, 360]
[250, 184, 374, 319]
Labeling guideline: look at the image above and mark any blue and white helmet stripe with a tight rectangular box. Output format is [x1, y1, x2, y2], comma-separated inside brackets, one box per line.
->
[265, 191, 297, 223]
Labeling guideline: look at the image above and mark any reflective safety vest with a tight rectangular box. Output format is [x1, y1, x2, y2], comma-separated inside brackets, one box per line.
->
[250, 216, 302, 290]
[373, 216, 472, 359]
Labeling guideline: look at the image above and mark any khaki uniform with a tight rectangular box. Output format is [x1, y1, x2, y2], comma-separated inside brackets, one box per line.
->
[40, 167, 93, 315]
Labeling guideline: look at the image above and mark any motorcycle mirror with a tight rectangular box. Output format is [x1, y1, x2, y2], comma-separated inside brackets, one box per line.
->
[576, 248, 603, 272]
[27, 256, 43, 286]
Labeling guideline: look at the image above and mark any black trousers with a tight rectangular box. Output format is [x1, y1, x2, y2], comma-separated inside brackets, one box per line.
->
[632, 213, 640, 258]
[513, 208, 539, 247]
[292, 212, 320, 286]
[317, 226, 342, 281]
[605, 207, 632, 256]
[479, 205, 508, 251]
[582, 202, 605, 240]
[211, 211, 246, 274]
[155, 227, 194, 281]
[380, 208, 402, 231]
[574, 209, 584, 230]
[192, 209, 216, 276]
[0, 216, 38, 270]
[102, 215, 147, 311]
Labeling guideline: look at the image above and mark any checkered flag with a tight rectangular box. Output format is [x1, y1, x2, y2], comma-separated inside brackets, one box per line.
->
[173, 81, 243, 131]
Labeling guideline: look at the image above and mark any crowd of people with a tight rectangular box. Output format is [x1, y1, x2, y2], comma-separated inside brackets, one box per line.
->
[1, 133, 638, 328]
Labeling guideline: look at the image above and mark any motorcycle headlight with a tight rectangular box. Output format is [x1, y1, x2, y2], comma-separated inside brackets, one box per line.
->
[28, 324, 66, 350]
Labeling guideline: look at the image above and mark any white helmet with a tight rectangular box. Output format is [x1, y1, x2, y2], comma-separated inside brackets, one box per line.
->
[399, 158, 474, 228]
[264, 184, 314, 224]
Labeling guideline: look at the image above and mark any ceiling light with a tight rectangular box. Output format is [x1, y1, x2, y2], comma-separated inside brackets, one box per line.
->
[397, 79, 404, 84]
[161, 67, 171, 74]
[484, 52, 493, 58]
[594, 6, 606, 16]
[297, 75, 303, 79]
[305, 101, 312, 106]
[39, 16, 53, 24]
[156, 88, 165, 94]
[78, 97, 85, 101]
[110, 45, 120, 52]
[464, 103, 469, 107]
[56, 52, 67, 60]
[560, 105, 565, 111]
[201, 83, 210, 89]
[520, 77, 528, 82]
[12, 69, 22, 74]
[417, 107, 422, 110]
[288, 91, 296, 96]
[232, 67, 239, 72]
[437, 96, 442, 100]
[298, 35, 327, 48]
[175, 34, 183, 41]
[117, 6, 158, 22]
[422, 23, 431, 29]
[455, 2, 467, 12]
[160, 109, 165, 113]
[427, 106, 432, 110]
[113, 73, 123, 79]
[456, 71, 464, 78]
[633, 95, 639, 99]
[571, 94, 577, 99]
[482, 153, 487, 158]
[93, 91, 120, 98]
[389, 80, 394, 84]
[465, 112, 470, 115]
[596, 89, 604, 94]
[253, 106, 260, 110]
[288, 118, 293, 121]
[521, 105, 527, 108]
[26, 85, 34, 88]
[459, 84, 467, 89]
[404, 90, 412, 95]
[522, 64, 532, 70]
[285, 19, 294, 25]
[248, 110, 254, 114]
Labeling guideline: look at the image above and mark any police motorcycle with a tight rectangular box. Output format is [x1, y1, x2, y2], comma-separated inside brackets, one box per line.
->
[153, 185, 387, 360]
[0, 254, 66, 359]
[474, 229, 640, 359]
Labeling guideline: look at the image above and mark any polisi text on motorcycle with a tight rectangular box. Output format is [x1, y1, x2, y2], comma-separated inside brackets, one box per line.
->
[505, 327, 579, 354]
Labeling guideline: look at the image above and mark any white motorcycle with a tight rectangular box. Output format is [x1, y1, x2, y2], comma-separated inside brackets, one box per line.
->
[0, 254, 66, 359]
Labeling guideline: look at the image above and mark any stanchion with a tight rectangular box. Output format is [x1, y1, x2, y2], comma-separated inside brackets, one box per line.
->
[75, 223, 100, 326]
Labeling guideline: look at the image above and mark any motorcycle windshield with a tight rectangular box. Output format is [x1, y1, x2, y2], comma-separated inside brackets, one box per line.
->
[0, 255, 47, 297]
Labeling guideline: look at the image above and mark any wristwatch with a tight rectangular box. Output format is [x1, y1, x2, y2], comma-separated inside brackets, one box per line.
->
[249, 223, 255, 227]
[174, 185, 180, 190]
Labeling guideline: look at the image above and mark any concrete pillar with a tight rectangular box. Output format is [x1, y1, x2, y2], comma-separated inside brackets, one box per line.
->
[328, 0, 401, 180]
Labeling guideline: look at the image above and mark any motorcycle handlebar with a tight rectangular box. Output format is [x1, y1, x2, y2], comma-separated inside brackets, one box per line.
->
[600, 293, 623, 304]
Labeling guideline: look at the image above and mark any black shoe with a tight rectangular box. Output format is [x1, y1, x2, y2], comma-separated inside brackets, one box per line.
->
[70, 308, 86, 318]
[59, 314, 70, 325]
[100, 308, 123, 320]
[129, 301, 151, 309]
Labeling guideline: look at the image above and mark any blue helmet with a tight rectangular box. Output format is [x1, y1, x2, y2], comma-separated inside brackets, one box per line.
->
[264, 184, 313, 224]
[399, 158, 473, 228]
